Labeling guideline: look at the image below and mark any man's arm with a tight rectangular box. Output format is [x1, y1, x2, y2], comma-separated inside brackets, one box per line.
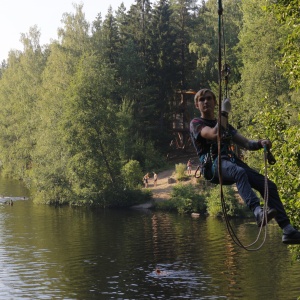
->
[200, 124, 219, 141]
[232, 133, 272, 150]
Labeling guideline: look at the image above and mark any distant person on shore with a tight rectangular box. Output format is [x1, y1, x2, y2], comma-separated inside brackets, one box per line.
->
[143, 173, 149, 188]
[187, 159, 192, 175]
[189, 88, 300, 244]
[153, 172, 158, 187]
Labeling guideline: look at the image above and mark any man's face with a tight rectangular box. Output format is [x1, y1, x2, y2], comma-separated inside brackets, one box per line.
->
[195, 92, 216, 113]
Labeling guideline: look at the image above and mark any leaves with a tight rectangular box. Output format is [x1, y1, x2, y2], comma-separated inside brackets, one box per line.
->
[0, 0, 299, 213]
[247, 100, 300, 226]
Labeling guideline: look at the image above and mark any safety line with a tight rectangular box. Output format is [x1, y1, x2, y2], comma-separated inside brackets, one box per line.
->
[216, 0, 269, 251]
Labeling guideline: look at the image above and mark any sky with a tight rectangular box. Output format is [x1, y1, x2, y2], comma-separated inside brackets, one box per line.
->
[0, 0, 135, 62]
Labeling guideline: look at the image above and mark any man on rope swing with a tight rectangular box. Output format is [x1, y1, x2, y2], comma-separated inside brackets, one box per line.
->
[190, 88, 300, 244]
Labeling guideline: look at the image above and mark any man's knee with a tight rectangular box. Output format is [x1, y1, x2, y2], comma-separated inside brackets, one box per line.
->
[268, 179, 278, 191]
[231, 165, 247, 179]
[222, 162, 247, 182]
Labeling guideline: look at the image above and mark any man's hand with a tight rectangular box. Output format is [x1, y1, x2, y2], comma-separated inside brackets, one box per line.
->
[260, 139, 272, 150]
[221, 98, 231, 114]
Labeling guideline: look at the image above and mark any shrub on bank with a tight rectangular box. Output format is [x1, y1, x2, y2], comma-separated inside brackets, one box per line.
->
[121, 160, 144, 189]
[206, 185, 248, 218]
[107, 187, 152, 207]
[155, 183, 207, 214]
[154, 179, 249, 218]
[175, 163, 189, 181]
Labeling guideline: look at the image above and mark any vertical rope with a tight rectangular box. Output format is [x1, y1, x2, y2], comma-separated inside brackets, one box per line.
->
[217, 0, 223, 192]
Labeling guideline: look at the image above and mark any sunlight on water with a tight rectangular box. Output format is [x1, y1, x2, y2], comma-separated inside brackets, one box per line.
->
[0, 177, 299, 299]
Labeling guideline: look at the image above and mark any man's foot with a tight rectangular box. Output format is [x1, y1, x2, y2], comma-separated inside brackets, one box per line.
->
[282, 229, 300, 244]
[255, 207, 277, 227]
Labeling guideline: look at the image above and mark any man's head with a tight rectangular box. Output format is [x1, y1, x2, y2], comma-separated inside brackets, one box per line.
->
[194, 89, 216, 106]
[194, 89, 217, 118]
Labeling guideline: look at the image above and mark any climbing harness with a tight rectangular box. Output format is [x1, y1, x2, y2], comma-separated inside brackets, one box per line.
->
[195, 142, 235, 183]
[216, 0, 275, 251]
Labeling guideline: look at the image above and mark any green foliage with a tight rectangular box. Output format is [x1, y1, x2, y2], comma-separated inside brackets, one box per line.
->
[29, 5, 124, 205]
[154, 183, 206, 214]
[0, 26, 46, 180]
[247, 101, 300, 227]
[0, 0, 299, 235]
[121, 160, 144, 189]
[32, 185, 74, 205]
[143, 140, 167, 171]
[64, 186, 153, 208]
[62, 53, 120, 201]
[235, 0, 289, 129]
[168, 183, 207, 214]
[103, 187, 153, 208]
[269, 0, 300, 88]
[175, 163, 189, 181]
[206, 185, 247, 218]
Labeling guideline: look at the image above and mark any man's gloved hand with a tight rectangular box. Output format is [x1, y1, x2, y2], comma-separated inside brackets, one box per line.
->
[259, 139, 272, 150]
[259, 139, 276, 164]
[221, 98, 231, 114]
[221, 98, 231, 128]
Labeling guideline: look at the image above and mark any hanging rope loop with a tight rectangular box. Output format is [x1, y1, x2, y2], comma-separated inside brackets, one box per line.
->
[216, 0, 272, 251]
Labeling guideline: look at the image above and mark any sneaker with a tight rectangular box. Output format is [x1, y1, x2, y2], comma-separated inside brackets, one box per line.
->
[282, 229, 300, 244]
[256, 207, 277, 227]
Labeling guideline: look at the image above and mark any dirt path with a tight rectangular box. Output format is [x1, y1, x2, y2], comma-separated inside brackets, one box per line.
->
[145, 166, 198, 202]
[132, 162, 241, 210]
[132, 157, 199, 209]
[149, 169, 176, 202]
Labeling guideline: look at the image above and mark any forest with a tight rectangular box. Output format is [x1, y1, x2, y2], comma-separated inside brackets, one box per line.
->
[0, 0, 299, 224]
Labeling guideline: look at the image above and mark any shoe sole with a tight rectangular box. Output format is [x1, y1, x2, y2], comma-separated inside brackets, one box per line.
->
[282, 239, 300, 245]
[282, 231, 300, 244]
[257, 208, 277, 227]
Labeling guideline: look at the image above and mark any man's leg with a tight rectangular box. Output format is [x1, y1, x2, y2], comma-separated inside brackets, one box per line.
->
[214, 158, 277, 226]
[215, 158, 260, 210]
[215, 157, 300, 244]
[236, 160, 290, 229]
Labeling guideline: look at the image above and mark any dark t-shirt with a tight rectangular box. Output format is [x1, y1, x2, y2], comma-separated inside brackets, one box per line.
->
[190, 117, 237, 160]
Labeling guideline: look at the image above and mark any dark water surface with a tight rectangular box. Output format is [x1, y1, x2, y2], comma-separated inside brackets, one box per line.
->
[0, 177, 299, 299]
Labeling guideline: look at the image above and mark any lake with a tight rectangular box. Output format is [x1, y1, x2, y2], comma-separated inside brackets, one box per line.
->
[0, 176, 299, 299]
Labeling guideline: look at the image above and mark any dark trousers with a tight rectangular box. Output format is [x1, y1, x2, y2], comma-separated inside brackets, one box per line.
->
[214, 157, 290, 229]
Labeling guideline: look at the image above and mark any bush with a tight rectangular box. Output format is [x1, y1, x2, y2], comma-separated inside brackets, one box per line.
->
[107, 187, 152, 208]
[175, 163, 189, 181]
[121, 160, 144, 189]
[206, 185, 248, 218]
[167, 183, 206, 214]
